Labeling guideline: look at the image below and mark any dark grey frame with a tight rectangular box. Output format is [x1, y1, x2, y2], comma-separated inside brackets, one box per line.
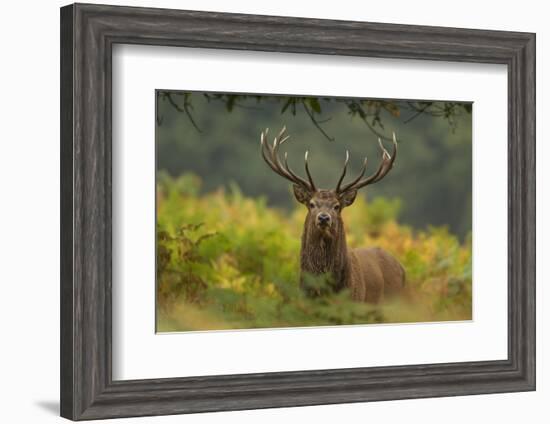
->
[60, 3, 536, 421]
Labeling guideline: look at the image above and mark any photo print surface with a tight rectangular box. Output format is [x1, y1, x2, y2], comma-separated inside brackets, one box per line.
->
[155, 91, 472, 332]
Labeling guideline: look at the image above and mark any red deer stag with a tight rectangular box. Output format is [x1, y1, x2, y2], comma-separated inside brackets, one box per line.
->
[260, 127, 405, 303]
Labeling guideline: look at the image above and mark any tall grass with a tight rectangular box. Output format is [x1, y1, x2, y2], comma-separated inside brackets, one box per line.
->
[156, 173, 472, 332]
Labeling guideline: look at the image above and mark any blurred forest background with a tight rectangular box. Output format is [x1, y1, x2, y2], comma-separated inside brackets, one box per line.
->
[156, 91, 473, 332]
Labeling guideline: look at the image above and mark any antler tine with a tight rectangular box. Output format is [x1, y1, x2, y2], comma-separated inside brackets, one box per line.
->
[304, 151, 316, 191]
[371, 133, 398, 183]
[271, 126, 291, 149]
[283, 152, 311, 188]
[362, 138, 392, 184]
[276, 125, 287, 141]
[260, 129, 285, 176]
[335, 150, 350, 192]
[338, 133, 397, 193]
[259, 126, 315, 191]
[273, 131, 312, 188]
[338, 156, 368, 193]
[261, 128, 291, 176]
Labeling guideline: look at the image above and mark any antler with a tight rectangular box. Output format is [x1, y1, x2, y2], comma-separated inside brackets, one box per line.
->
[260, 126, 316, 191]
[336, 132, 398, 194]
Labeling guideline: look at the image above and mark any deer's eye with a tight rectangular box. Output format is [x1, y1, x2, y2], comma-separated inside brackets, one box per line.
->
[334, 204, 341, 211]
[309, 202, 315, 209]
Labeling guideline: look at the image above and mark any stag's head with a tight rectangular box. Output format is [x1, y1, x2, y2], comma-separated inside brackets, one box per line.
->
[260, 127, 397, 237]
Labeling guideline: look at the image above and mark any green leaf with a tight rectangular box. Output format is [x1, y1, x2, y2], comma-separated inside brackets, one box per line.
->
[308, 98, 321, 114]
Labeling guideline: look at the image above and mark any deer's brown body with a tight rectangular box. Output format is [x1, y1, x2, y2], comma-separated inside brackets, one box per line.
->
[299, 190, 405, 303]
[260, 127, 405, 304]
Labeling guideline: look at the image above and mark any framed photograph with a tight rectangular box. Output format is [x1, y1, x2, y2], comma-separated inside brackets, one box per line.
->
[60, 3, 535, 420]
[154, 90, 473, 333]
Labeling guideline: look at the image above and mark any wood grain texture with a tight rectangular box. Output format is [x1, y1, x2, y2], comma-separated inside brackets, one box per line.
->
[60, 3, 536, 420]
[60, 4, 74, 419]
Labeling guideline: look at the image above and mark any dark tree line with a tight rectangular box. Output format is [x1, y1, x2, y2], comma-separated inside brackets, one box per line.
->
[157, 91, 471, 142]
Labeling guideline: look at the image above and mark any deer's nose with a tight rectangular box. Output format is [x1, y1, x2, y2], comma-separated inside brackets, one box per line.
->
[317, 213, 331, 225]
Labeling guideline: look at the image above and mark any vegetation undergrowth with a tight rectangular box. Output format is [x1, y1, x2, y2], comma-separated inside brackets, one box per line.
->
[156, 173, 472, 332]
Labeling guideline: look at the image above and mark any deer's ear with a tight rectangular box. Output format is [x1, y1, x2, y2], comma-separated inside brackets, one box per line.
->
[293, 184, 312, 205]
[340, 190, 357, 208]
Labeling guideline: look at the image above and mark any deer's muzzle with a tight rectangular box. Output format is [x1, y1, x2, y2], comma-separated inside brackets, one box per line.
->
[316, 212, 331, 228]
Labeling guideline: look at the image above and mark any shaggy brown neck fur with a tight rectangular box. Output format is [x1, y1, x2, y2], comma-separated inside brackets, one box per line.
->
[300, 213, 350, 294]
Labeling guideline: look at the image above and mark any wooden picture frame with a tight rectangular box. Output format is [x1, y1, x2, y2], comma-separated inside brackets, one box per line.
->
[60, 3, 535, 420]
